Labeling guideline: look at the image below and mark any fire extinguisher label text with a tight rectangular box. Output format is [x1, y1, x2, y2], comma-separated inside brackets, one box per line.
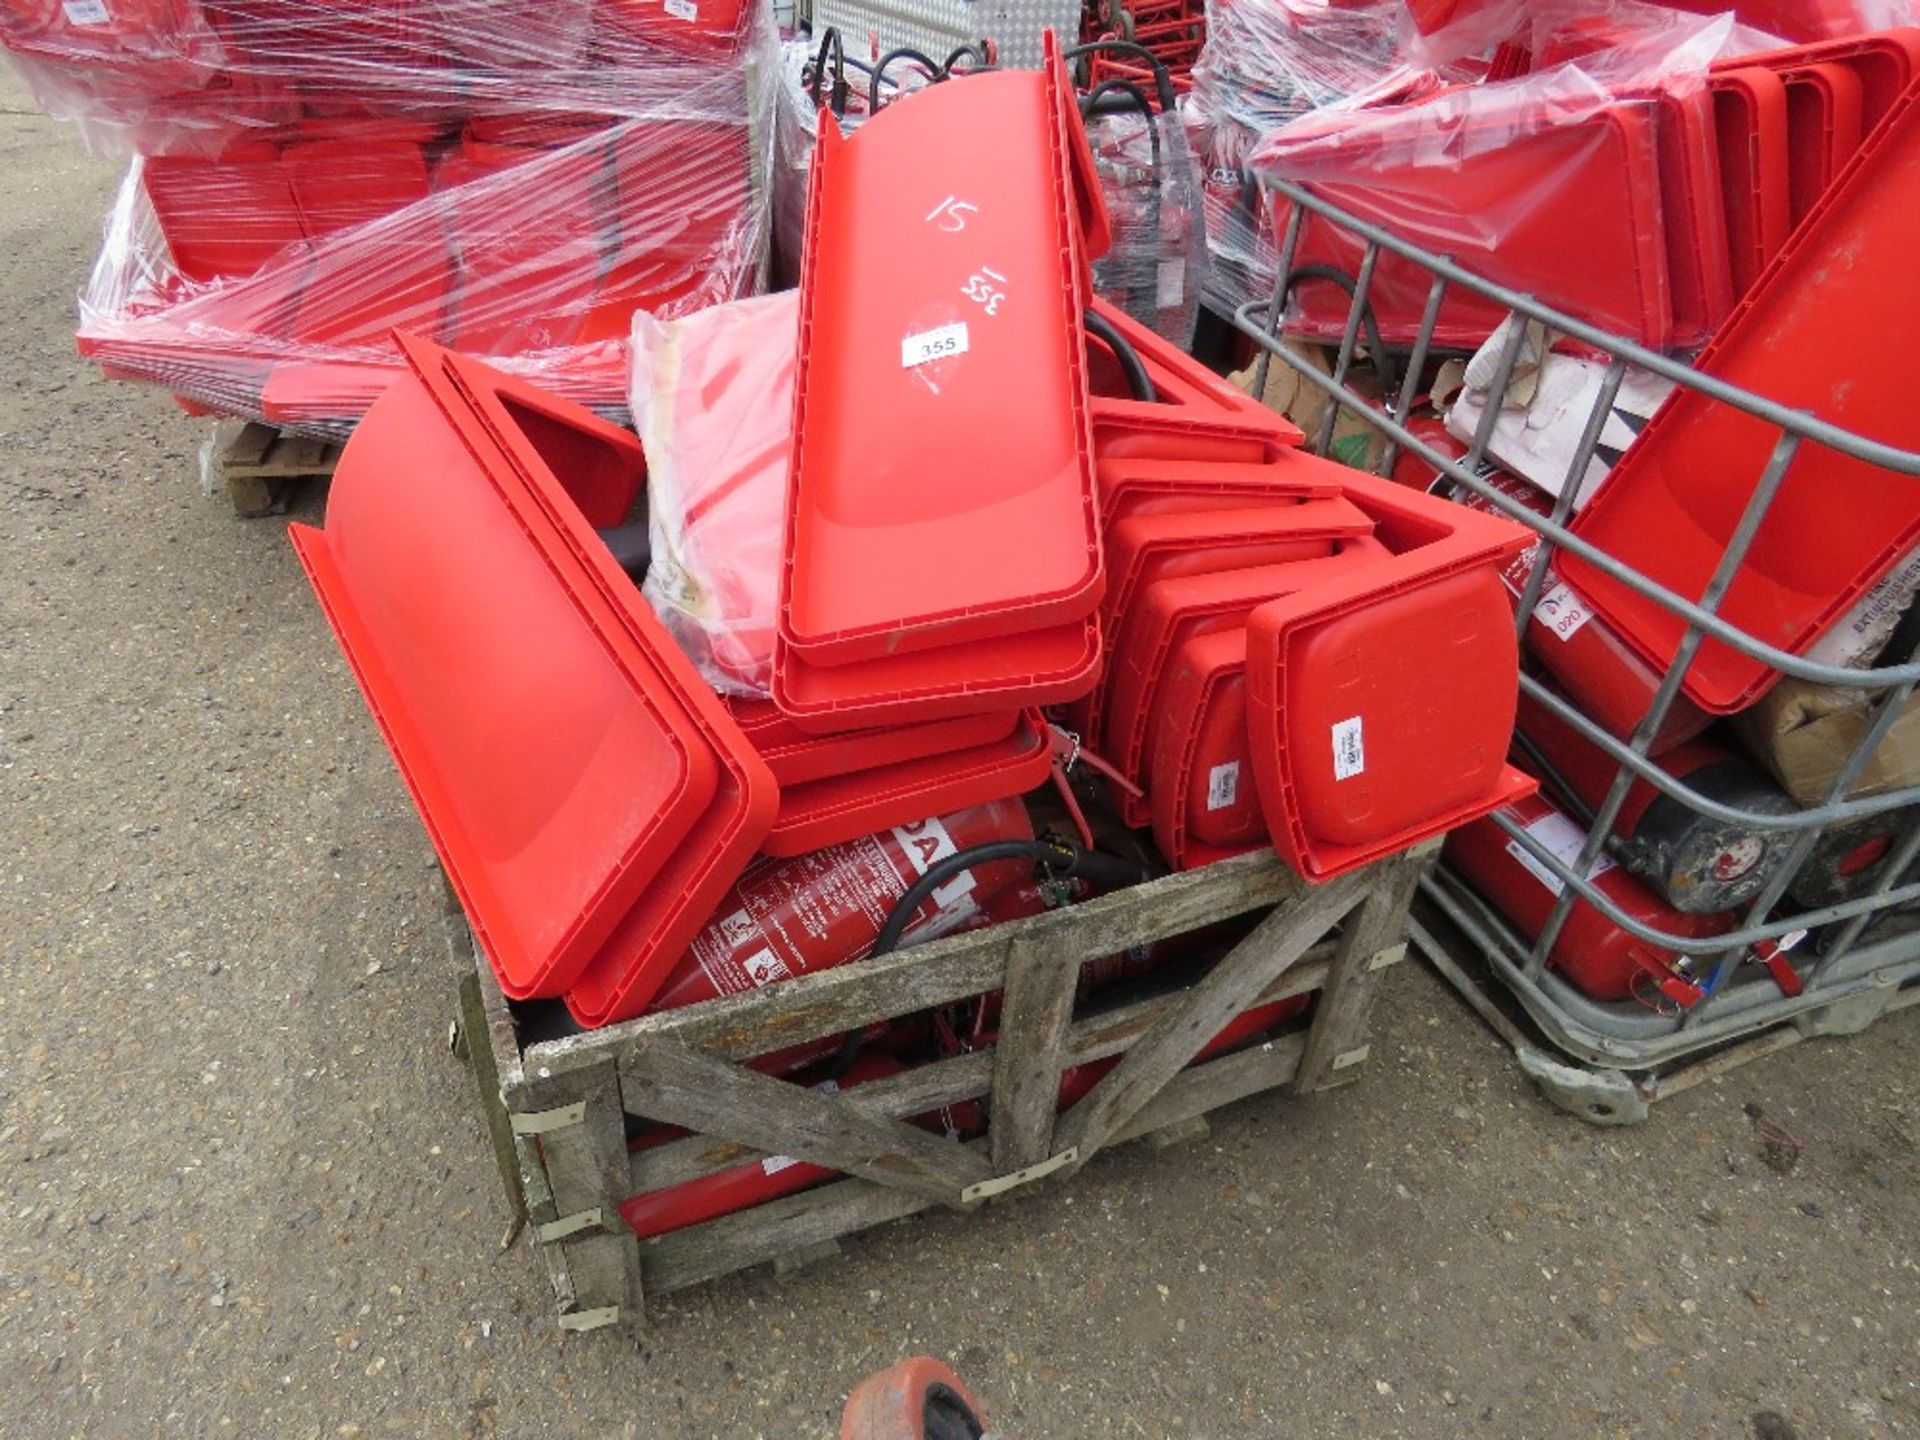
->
[901, 322, 969, 369]
[1533, 581, 1594, 641]
[891, 814, 973, 910]
[1331, 716, 1366, 781]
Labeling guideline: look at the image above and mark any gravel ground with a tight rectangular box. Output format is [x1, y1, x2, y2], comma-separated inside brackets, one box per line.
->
[1, 71, 1915, 1440]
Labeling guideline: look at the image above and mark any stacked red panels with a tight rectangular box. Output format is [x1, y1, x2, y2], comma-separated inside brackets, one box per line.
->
[771, 43, 1106, 773]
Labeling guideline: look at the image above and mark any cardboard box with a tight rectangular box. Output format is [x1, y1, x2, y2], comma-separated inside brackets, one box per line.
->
[1736, 677, 1920, 807]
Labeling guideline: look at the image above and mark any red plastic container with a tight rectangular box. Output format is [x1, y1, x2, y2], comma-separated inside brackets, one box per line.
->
[728, 698, 1019, 787]
[1708, 67, 1792, 297]
[778, 59, 1102, 668]
[1780, 62, 1864, 225]
[283, 130, 434, 239]
[287, 338, 777, 1007]
[772, 617, 1102, 735]
[1443, 792, 1730, 1004]
[595, 0, 758, 59]
[1652, 87, 1734, 347]
[1562, 83, 1920, 714]
[1147, 627, 1264, 867]
[763, 712, 1053, 857]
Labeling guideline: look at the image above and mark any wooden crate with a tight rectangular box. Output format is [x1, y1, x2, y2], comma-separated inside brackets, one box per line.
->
[450, 842, 1434, 1335]
[209, 421, 341, 517]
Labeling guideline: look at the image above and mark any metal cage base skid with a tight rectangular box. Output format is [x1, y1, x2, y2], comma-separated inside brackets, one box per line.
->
[447, 844, 1431, 1335]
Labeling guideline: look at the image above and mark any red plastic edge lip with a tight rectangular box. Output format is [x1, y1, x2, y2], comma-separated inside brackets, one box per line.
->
[1242, 557, 1539, 883]
[772, 617, 1103, 734]
[394, 334, 775, 1022]
[1145, 626, 1250, 873]
[289, 351, 716, 1002]
[1561, 79, 1920, 715]
[733, 700, 1022, 787]
[761, 710, 1051, 857]
[1048, 29, 1115, 263]
[777, 65, 1103, 667]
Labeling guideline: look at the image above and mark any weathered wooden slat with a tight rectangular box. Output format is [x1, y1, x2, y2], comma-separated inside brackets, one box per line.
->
[638, 1035, 1308, 1297]
[987, 929, 1085, 1173]
[1051, 873, 1363, 1164]
[528, 851, 1306, 1078]
[1294, 848, 1431, 1093]
[458, 972, 527, 1226]
[624, 1036, 991, 1201]
[625, 949, 1337, 1197]
[517, 1058, 644, 1333]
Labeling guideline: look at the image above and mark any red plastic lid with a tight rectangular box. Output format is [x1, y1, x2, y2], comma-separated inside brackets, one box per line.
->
[779, 62, 1101, 667]
[728, 698, 1020, 787]
[762, 710, 1052, 857]
[1717, 31, 1920, 130]
[1101, 498, 1375, 632]
[288, 337, 769, 1003]
[1246, 562, 1535, 881]
[1650, 88, 1734, 348]
[772, 616, 1101, 734]
[1146, 627, 1264, 873]
[1563, 83, 1920, 713]
[1779, 62, 1865, 223]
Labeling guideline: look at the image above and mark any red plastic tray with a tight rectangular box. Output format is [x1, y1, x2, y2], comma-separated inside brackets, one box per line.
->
[728, 698, 1020, 787]
[1145, 628, 1262, 871]
[287, 337, 768, 1004]
[778, 59, 1102, 667]
[1246, 561, 1536, 881]
[762, 711, 1052, 857]
[772, 617, 1102, 734]
[1709, 67, 1792, 296]
[283, 131, 433, 239]
[143, 141, 306, 283]
[1562, 82, 1920, 714]
[1652, 87, 1735, 347]
[1100, 498, 1375, 632]
[1780, 62, 1865, 225]
[1101, 544, 1392, 825]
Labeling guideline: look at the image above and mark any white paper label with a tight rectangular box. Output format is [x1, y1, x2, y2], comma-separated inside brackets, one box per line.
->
[1331, 716, 1366, 781]
[761, 1154, 801, 1176]
[62, 0, 110, 22]
[1533, 581, 1594, 642]
[1206, 761, 1240, 812]
[664, 0, 698, 19]
[1157, 258, 1186, 310]
[901, 322, 968, 369]
[1506, 811, 1615, 896]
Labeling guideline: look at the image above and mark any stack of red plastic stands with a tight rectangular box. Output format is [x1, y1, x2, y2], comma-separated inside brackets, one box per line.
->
[2, 0, 776, 430]
[1072, 295, 1539, 879]
[1081, 0, 1206, 101]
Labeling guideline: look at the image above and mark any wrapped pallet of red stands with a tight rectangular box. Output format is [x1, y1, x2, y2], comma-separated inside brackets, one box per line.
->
[2, 0, 779, 431]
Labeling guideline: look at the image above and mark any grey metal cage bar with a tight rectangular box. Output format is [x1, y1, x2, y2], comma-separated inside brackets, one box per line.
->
[1227, 177, 1920, 1070]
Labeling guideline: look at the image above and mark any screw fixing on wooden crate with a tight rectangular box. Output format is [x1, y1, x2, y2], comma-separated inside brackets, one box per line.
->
[533, 1208, 606, 1244]
[509, 1102, 587, 1136]
[557, 1306, 622, 1334]
[1332, 1045, 1371, 1071]
[959, 1148, 1079, 1203]
[1369, 942, 1408, 971]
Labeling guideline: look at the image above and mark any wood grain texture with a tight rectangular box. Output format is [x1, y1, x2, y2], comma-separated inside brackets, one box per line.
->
[987, 929, 1085, 1173]
[1294, 850, 1429, 1093]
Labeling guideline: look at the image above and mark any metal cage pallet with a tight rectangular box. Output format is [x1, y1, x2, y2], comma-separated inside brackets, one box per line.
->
[1226, 176, 1920, 1095]
[448, 843, 1431, 1334]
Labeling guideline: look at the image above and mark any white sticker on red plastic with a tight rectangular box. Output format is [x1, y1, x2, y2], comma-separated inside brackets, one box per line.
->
[901, 322, 968, 370]
[1157, 259, 1186, 310]
[664, 0, 698, 17]
[1506, 811, 1616, 896]
[1533, 581, 1594, 642]
[62, 0, 110, 21]
[761, 1154, 800, 1176]
[1331, 717, 1366, 781]
[1206, 761, 1240, 812]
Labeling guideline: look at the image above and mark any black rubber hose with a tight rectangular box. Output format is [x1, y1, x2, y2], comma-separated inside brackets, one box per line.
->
[806, 27, 847, 114]
[1081, 78, 1162, 169]
[872, 47, 943, 107]
[1062, 39, 1176, 113]
[870, 838, 1148, 960]
[1083, 305, 1157, 403]
[940, 43, 992, 74]
[1281, 262, 1401, 400]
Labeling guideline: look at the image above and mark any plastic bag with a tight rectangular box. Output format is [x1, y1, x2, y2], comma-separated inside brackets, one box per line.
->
[633, 289, 795, 697]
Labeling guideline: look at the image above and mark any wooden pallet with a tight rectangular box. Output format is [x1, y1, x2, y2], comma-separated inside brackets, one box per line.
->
[211, 421, 341, 517]
[450, 842, 1434, 1335]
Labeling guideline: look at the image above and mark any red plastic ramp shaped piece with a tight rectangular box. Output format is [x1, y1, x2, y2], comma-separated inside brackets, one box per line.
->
[1561, 79, 1920, 714]
[777, 44, 1103, 670]
[289, 335, 774, 1020]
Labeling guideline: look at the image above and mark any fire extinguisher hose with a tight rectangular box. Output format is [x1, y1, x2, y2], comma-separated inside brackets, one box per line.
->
[1083, 306, 1158, 403]
[870, 838, 1149, 959]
